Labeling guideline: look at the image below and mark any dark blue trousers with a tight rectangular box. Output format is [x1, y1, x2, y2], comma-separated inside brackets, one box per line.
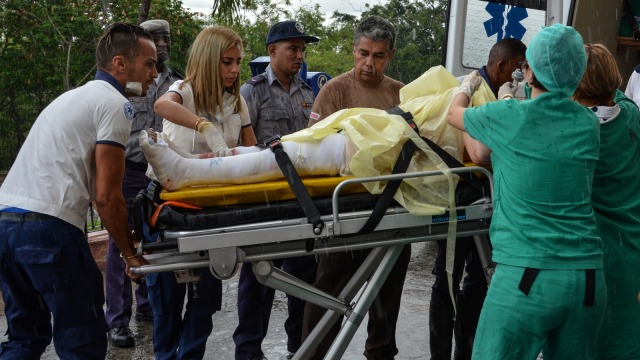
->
[146, 268, 222, 360]
[431, 237, 487, 306]
[105, 167, 150, 329]
[0, 215, 108, 359]
[233, 256, 317, 360]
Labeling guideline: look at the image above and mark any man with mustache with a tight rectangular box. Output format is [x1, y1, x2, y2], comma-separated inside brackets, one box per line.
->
[303, 15, 408, 360]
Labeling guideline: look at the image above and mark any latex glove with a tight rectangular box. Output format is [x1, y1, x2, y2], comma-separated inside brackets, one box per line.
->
[198, 121, 232, 157]
[460, 70, 482, 99]
[498, 82, 517, 100]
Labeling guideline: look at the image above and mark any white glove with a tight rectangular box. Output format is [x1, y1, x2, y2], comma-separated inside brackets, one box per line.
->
[498, 82, 517, 100]
[198, 121, 232, 157]
[460, 70, 482, 99]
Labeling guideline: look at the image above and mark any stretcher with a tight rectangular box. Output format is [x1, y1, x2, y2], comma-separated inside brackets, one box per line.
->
[130, 162, 494, 360]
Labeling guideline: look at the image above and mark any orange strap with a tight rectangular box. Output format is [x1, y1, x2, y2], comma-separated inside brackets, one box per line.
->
[150, 201, 202, 229]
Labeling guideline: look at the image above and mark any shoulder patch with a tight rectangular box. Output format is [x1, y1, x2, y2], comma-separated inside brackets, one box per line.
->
[309, 111, 321, 121]
[246, 73, 268, 86]
[123, 102, 135, 120]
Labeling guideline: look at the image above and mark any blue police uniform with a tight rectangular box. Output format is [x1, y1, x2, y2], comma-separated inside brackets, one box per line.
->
[233, 64, 317, 360]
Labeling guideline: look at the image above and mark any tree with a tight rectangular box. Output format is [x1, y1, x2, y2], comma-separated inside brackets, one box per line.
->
[0, 0, 204, 170]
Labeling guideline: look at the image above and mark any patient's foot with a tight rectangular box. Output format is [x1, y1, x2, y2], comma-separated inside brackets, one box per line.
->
[139, 130, 189, 191]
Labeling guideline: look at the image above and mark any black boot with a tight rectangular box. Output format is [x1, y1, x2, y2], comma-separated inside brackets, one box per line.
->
[429, 300, 455, 360]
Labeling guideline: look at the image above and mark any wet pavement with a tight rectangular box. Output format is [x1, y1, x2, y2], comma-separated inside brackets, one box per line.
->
[0, 241, 439, 359]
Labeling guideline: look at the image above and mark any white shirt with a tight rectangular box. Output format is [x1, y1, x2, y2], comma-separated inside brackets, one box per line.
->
[625, 67, 640, 108]
[0, 80, 132, 230]
[162, 80, 251, 154]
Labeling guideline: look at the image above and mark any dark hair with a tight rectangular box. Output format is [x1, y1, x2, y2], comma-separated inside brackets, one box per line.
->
[95, 23, 153, 70]
[487, 38, 527, 66]
[354, 16, 396, 52]
[522, 60, 547, 91]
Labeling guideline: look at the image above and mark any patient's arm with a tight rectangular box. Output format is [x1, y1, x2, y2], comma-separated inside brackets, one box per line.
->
[463, 133, 491, 166]
[139, 130, 348, 191]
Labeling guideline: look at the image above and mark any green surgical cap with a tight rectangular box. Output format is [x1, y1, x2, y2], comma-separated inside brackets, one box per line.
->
[525, 24, 586, 97]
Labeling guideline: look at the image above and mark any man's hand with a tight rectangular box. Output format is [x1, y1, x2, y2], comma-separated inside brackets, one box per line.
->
[460, 70, 482, 99]
[498, 82, 517, 100]
[124, 255, 149, 282]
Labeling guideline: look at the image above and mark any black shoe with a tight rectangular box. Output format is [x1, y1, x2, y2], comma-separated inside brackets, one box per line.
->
[108, 326, 135, 348]
[281, 352, 294, 360]
[134, 306, 154, 323]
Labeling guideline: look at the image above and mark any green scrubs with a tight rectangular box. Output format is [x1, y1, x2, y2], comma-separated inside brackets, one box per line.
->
[464, 93, 606, 359]
[593, 91, 640, 360]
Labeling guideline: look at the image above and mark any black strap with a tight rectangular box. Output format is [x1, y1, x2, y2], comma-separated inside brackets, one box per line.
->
[584, 269, 595, 307]
[132, 191, 147, 243]
[268, 136, 323, 251]
[390, 107, 488, 194]
[356, 139, 417, 235]
[355, 107, 489, 235]
[518, 267, 540, 296]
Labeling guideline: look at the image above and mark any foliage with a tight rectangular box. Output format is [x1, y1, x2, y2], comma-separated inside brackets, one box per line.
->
[0, 0, 204, 170]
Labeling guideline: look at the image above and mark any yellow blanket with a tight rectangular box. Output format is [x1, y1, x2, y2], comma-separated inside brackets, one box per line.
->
[284, 66, 495, 215]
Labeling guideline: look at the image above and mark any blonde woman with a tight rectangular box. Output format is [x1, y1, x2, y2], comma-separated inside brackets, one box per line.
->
[154, 25, 257, 156]
[147, 25, 257, 360]
[573, 43, 640, 360]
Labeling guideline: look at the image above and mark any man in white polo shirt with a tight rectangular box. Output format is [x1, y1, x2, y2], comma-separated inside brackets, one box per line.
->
[0, 23, 157, 359]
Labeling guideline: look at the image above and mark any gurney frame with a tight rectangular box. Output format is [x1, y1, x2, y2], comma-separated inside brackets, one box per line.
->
[131, 166, 494, 360]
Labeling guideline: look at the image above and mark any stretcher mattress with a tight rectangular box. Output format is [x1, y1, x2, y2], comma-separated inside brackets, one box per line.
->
[152, 192, 387, 231]
[158, 176, 367, 207]
[149, 172, 488, 234]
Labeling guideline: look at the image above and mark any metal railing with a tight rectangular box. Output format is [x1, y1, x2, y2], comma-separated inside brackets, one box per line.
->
[86, 203, 103, 233]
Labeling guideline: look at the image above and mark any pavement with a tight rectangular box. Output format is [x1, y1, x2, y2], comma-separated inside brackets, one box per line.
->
[0, 241, 439, 359]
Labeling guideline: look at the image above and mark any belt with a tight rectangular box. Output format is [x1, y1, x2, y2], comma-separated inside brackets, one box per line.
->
[0, 211, 55, 222]
[518, 267, 596, 307]
[125, 160, 148, 172]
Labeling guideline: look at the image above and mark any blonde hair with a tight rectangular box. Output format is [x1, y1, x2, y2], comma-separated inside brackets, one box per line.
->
[573, 43, 622, 106]
[182, 26, 243, 114]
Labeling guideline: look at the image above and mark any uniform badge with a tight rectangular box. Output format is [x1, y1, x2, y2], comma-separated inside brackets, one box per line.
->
[123, 102, 135, 120]
[310, 111, 321, 121]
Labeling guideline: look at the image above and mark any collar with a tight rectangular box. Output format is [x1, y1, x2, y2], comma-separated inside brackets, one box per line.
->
[94, 70, 127, 97]
[478, 66, 497, 97]
[265, 64, 306, 90]
[590, 105, 621, 125]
